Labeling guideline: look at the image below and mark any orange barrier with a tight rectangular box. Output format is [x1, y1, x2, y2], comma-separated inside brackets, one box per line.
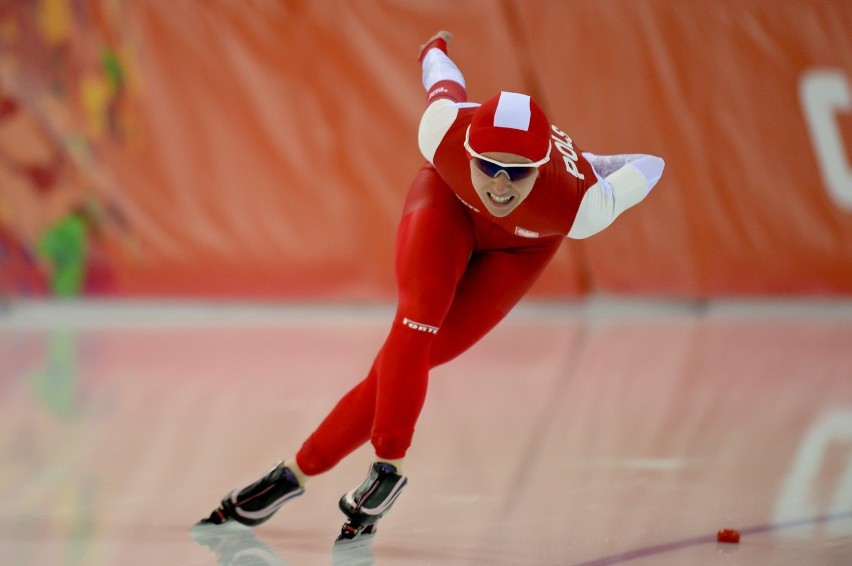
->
[1, 1, 850, 299]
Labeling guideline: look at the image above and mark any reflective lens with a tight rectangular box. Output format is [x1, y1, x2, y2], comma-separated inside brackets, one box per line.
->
[472, 157, 539, 182]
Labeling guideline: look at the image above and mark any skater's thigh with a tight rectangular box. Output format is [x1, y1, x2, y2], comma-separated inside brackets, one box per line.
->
[429, 237, 562, 366]
[393, 166, 475, 327]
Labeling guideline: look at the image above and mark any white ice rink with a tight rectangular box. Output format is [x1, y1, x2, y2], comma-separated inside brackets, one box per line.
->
[2, 298, 851, 565]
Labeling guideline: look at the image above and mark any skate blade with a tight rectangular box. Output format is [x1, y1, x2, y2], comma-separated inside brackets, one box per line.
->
[191, 520, 250, 534]
[334, 522, 376, 545]
[194, 507, 232, 527]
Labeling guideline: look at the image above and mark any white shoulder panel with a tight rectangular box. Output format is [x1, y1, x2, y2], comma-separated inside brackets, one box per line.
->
[418, 99, 465, 163]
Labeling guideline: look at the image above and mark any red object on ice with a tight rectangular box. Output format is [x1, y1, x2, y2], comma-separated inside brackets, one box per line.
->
[717, 528, 741, 543]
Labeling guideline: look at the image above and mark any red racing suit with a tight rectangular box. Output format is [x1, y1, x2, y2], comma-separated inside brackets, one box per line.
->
[295, 39, 662, 475]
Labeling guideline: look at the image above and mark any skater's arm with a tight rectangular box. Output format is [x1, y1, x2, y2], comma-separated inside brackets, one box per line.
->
[417, 31, 474, 164]
[419, 31, 466, 105]
[567, 153, 665, 239]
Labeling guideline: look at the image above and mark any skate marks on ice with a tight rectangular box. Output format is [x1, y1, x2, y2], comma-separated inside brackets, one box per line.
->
[571, 511, 852, 566]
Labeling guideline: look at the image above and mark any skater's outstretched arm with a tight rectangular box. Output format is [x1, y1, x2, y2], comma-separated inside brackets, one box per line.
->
[566, 152, 665, 239]
[417, 31, 476, 164]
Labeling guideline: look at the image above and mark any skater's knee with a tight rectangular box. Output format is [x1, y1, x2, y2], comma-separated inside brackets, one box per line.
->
[297, 445, 338, 476]
[372, 433, 411, 460]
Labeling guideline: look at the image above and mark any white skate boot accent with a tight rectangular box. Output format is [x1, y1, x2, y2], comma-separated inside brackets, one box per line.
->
[229, 485, 304, 522]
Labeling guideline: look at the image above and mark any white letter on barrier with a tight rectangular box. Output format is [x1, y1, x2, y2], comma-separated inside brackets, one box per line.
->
[799, 69, 852, 210]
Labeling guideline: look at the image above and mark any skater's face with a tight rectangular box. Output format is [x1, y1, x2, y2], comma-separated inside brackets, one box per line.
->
[469, 152, 540, 217]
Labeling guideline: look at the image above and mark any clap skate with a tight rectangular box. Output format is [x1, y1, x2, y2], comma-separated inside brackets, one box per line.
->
[197, 462, 304, 527]
[335, 461, 408, 542]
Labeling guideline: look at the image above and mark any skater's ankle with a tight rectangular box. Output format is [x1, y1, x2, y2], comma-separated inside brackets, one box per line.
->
[283, 458, 310, 487]
[375, 457, 404, 474]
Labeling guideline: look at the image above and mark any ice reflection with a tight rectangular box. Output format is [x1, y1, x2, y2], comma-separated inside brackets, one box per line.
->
[190, 522, 291, 566]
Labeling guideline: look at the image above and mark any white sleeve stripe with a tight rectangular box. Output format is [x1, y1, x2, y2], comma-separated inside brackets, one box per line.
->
[421, 49, 466, 91]
[627, 155, 665, 189]
[418, 99, 461, 163]
[567, 180, 618, 239]
[567, 156, 664, 239]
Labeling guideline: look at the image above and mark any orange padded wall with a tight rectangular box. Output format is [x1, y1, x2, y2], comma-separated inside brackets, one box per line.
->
[2, 1, 850, 299]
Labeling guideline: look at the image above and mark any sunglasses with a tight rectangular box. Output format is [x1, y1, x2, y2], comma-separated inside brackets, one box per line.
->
[464, 126, 551, 182]
[471, 157, 540, 182]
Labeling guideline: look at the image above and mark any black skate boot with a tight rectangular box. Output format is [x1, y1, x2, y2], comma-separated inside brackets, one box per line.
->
[336, 461, 408, 542]
[197, 462, 304, 527]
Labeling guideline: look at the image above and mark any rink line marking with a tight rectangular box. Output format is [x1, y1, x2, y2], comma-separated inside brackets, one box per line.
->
[572, 510, 852, 565]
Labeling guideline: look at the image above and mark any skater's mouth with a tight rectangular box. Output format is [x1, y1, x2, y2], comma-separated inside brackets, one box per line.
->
[487, 192, 514, 206]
